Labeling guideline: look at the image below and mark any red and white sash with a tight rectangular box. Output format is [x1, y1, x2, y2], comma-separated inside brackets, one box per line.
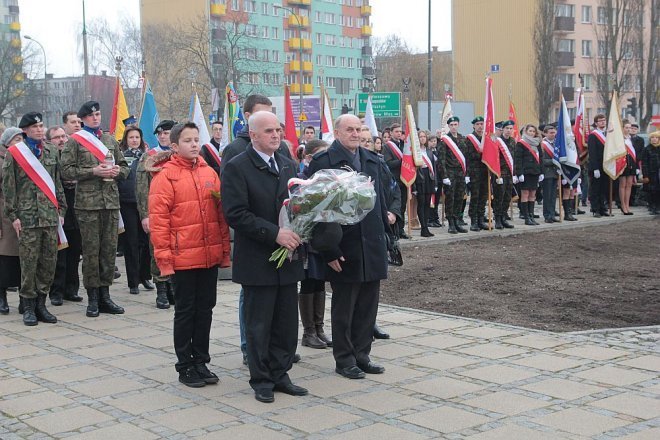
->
[420, 150, 435, 177]
[541, 140, 554, 158]
[624, 138, 636, 161]
[496, 138, 514, 174]
[386, 140, 403, 160]
[441, 135, 466, 175]
[70, 130, 109, 163]
[466, 133, 482, 153]
[591, 130, 606, 146]
[204, 143, 222, 167]
[7, 142, 68, 249]
[519, 139, 540, 163]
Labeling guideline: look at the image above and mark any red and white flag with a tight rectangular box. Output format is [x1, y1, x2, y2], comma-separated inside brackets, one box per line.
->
[401, 104, 419, 187]
[481, 77, 500, 176]
[320, 90, 334, 143]
[284, 85, 299, 158]
[70, 130, 109, 163]
[508, 99, 521, 142]
[573, 87, 586, 159]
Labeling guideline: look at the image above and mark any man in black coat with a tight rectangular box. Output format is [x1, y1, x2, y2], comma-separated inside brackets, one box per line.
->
[308, 114, 390, 380]
[222, 111, 307, 403]
[381, 123, 409, 238]
[587, 114, 610, 216]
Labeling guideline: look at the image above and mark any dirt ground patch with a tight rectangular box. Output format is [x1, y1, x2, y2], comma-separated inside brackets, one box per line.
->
[382, 218, 660, 332]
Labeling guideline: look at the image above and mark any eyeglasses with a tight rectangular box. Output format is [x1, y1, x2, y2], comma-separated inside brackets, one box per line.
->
[50, 134, 68, 140]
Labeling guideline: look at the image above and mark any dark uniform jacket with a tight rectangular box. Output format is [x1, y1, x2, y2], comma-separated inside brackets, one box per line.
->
[541, 138, 559, 179]
[498, 136, 516, 177]
[587, 130, 606, 175]
[308, 141, 389, 283]
[414, 149, 436, 195]
[514, 140, 542, 176]
[381, 138, 404, 179]
[221, 145, 304, 286]
[466, 132, 486, 177]
[200, 143, 222, 176]
[641, 144, 660, 189]
[437, 132, 468, 180]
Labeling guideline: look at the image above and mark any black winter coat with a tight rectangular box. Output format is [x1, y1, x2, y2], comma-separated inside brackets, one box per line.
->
[219, 127, 292, 174]
[514, 140, 542, 176]
[588, 131, 605, 174]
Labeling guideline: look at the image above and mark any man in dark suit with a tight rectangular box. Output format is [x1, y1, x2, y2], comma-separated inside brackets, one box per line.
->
[308, 114, 390, 380]
[222, 111, 307, 403]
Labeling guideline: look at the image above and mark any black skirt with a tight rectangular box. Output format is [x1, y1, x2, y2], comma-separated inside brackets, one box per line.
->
[0, 255, 20, 288]
[521, 174, 539, 190]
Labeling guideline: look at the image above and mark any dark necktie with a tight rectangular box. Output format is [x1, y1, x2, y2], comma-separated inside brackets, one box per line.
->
[269, 157, 278, 174]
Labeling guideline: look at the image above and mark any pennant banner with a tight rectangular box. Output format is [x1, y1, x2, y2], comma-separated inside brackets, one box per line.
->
[138, 80, 160, 148]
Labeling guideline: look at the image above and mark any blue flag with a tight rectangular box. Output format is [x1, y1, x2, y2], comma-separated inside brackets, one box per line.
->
[139, 80, 160, 148]
[554, 96, 581, 184]
[233, 107, 246, 138]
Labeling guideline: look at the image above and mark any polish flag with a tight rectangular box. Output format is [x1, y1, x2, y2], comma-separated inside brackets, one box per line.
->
[481, 77, 500, 176]
[284, 85, 299, 157]
[320, 90, 334, 143]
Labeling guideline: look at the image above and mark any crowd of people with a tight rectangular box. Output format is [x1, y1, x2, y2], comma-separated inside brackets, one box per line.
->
[1, 94, 658, 403]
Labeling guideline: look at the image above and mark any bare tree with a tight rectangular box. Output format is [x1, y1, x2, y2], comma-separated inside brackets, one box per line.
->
[533, 0, 557, 124]
[635, 0, 659, 130]
[0, 40, 41, 123]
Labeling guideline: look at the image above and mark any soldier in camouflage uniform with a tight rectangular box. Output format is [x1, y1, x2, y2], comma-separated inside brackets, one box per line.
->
[136, 119, 176, 309]
[466, 116, 489, 231]
[492, 120, 516, 229]
[2, 112, 65, 326]
[60, 101, 129, 317]
[438, 116, 469, 234]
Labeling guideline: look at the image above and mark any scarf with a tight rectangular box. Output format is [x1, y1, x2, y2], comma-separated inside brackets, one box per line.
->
[82, 125, 103, 139]
[25, 136, 43, 158]
[522, 133, 540, 147]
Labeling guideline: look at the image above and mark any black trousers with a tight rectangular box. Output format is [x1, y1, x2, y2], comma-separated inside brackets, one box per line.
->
[330, 280, 380, 369]
[50, 227, 82, 297]
[396, 182, 408, 231]
[173, 266, 218, 372]
[416, 192, 431, 229]
[492, 175, 513, 216]
[120, 202, 151, 288]
[589, 174, 610, 213]
[542, 177, 558, 219]
[243, 283, 298, 391]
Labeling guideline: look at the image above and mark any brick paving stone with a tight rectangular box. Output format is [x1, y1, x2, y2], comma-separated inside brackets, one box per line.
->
[464, 423, 575, 440]
[297, 376, 370, 398]
[43, 334, 107, 349]
[408, 352, 480, 370]
[533, 407, 630, 436]
[403, 376, 485, 399]
[35, 364, 111, 384]
[72, 343, 140, 359]
[67, 422, 159, 439]
[106, 353, 171, 371]
[411, 334, 474, 350]
[203, 424, 292, 440]
[617, 355, 660, 372]
[590, 394, 660, 419]
[108, 390, 189, 415]
[0, 391, 74, 416]
[511, 353, 587, 372]
[616, 427, 660, 440]
[23, 406, 114, 435]
[222, 393, 303, 415]
[0, 344, 47, 361]
[456, 343, 528, 359]
[574, 365, 655, 386]
[454, 326, 521, 339]
[520, 378, 606, 400]
[362, 364, 427, 384]
[339, 390, 427, 415]
[502, 335, 568, 350]
[270, 405, 362, 433]
[0, 377, 43, 395]
[458, 365, 539, 384]
[69, 376, 149, 398]
[327, 423, 430, 439]
[557, 345, 629, 361]
[462, 390, 551, 415]
[401, 405, 492, 433]
[147, 406, 235, 432]
[367, 342, 426, 359]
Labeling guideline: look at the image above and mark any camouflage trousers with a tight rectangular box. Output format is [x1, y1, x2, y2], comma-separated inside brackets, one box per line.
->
[492, 175, 513, 216]
[468, 168, 489, 219]
[77, 209, 118, 289]
[18, 227, 58, 299]
[149, 239, 170, 283]
[443, 169, 466, 217]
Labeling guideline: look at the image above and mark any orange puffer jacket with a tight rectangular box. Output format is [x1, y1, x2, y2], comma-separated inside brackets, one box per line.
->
[148, 153, 230, 275]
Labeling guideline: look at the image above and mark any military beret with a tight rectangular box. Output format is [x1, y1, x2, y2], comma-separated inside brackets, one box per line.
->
[18, 112, 43, 128]
[78, 101, 100, 118]
[0, 126, 23, 146]
[154, 120, 176, 134]
[495, 121, 504, 129]
[122, 115, 137, 126]
[310, 222, 343, 252]
[502, 120, 515, 127]
[447, 116, 460, 124]
[471, 116, 484, 124]
[631, 123, 639, 128]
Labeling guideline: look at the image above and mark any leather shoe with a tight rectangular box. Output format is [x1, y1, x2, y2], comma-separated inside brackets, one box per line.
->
[274, 382, 308, 396]
[293, 353, 301, 363]
[374, 324, 390, 339]
[141, 279, 155, 290]
[357, 362, 385, 374]
[129, 287, 140, 295]
[335, 365, 366, 379]
[254, 389, 274, 403]
[399, 231, 411, 239]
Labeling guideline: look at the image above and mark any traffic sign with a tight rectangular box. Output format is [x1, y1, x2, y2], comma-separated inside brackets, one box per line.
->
[651, 114, 660, 127]
[490, 64, 500, 73]
[356, 92, 401, 117]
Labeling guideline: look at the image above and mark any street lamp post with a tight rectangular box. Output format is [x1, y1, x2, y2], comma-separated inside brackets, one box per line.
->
[24, 35, 47, 125]
[274, 4, 304, 134]
[82, 0, 90, 99]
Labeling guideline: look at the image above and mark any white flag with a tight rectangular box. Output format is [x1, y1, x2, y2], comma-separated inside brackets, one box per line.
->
[364, 94, 378, 137]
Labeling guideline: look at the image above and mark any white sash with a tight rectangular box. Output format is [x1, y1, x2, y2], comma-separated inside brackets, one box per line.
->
[8, 143, 68, 248]
[420, 150, 435, 177]
[441, 135, 466, 175]
[541, 140, 554, 158]
[70, 130, 109, 163]
[519, 139, 540, 163]
[591, 130, 606, 145]
[624, 138, 636, 161]
[496, 138, 514, 174]
[466, 133, 482, 153]
[386, 140, 403, 160]
[204, 143, 222, 167]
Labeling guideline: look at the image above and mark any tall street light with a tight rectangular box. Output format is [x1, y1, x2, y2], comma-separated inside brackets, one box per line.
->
[274, 4, 304, 134]
[24, 35, 48, 125]
[82, 0, 90, 99]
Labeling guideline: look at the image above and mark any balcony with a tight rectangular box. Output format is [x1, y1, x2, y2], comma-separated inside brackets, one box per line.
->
[12, 55, 22, 65]
[288, 0, 311, 6]
[555, 16, 575, 32]
[555, 51, 575, 67]
[361, 25, 372, 36]
[289, 60, 313, 72]
[362, 66, 374, 76]
[210, 3, 226, 17]
[288, 38, 312, 50]
[554, 86, 575, 101]
[290, 83, 314, 95]
[288, 15, 309, 27]
[212, 27, 227, 39]
[9, 22, 20, 32]
[361, 46, 372, 57]
[8, 5, 19, 13]
[361, 5, 372, 16]
[10, 38, 21, 48]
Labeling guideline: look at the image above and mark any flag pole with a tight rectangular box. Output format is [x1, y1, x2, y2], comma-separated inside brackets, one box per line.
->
[487, 173, 493, 230]
[609, 179, 613, 216]
[558, 178, 563, 222]
[407, 187, 413, 237]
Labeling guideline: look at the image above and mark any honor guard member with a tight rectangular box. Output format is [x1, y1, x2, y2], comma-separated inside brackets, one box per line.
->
[201, 121, 223, 176]
[136, 119, 176, 308]
[438, 116, 469, 234]
[2, 112, 66, 325]
[587, 114, 610, 217]
[466, 116, 488, 231]
[514, 124, 543, 226]
[381, 123, 409, 238]
[541, 124, 560, 223]
[492, 121, 516, 229]
[60, 101, 129, 317]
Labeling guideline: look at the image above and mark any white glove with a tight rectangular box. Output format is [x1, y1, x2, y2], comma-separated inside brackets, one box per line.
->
[562, 179, 568, 185]
[594, 170, 601, 179]
[518, 175, 525, 183]
[636, 169, 641, 176]
[578, 178, 582, 184]
[539, 174, 544, 182]
[442, 178, 451, 186]
[512, 176, 519, 184]
[496, 178, 504, 185]
[465, 176, 470, 184]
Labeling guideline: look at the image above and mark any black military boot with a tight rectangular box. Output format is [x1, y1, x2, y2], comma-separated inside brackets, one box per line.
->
[86, 288, 100, 317]
[501, 215, 515, 229]
[314, 291, 332, 347]
[528, 202, 540, 225]
[0, 288, 8, 314]
[447, 217, 458, 234]
[36, 294, 57, 323]
[456, 215, 467, 226]
[98, 286, 125, 314]
[455, 217, 468, 233]
[299, 294, 326, 349]
[494, 215, 504, 230]
[469, 217, 480, 232]
[166, 279, 176, 305]
[563, 200, 577, 221]
[18, 296, 24, 314]
[420, 227, 434, 237]
[522, 203, 534, 226]
[23, 297, 38, 326]
[479, 216, 489, 230]
[155, 282, 169, 309]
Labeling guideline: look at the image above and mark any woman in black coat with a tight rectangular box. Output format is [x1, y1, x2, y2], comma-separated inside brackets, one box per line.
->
[413, 130, 436, 237]
[514, 124, 543, 226]
[642, 131, 660, 215]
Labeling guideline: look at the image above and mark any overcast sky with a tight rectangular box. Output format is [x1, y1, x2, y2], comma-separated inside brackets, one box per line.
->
[19, 0, 452, 77]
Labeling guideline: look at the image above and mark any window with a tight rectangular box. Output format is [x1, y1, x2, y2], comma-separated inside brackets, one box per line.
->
[314, 11, 321, 22]
[244, 0, 256, 12]
[556, 39, 574, 52]
[271, 50, 280, 62]
[622, 75, 640, 92]
[285, 52, 296, 62]
[261, 26, 269, 38]
[325, 34, 336, 45]
[261, 2, 268, 15]
[245, 48, 257, 59]
[263, 73, 270, 84]
[581, 5, 592, 23]
[340, 57, 346, 67]
[316, 33, 322, 44]
[581, 40, 592, 57]
[272, 74, 281, 85]
[555, 4, 574, 17]
[286, 74, 297, 85]
[347, 58, 354, 68]
[326, 77, 336, 88]
[583, 74, 592, 91]
[558, 73, 575, 88]
[325, 13, 335, 24]
[245, 24, 257, 36]
[246, 72, 259, 84]
[597, 40, 611, 58]
[231, 0, 239, 11]
[326, 55, 336, 67]
[597, 7, 608, 24]
[285, 29, 296, 40]
[317, 76, 323, 86]
[271, 27, 279, 39]
[316, 55, 323, 65]
[262, 49, 269, 61]
[622, 42, 636, 59]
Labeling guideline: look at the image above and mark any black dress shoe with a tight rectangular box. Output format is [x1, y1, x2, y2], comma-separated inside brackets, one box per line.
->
[129, 287, 140, 295]
[141, 279, 155, 290]
[50, 293, 63, 306]
[373, 324, 390, 339]
[357, 362, 385, 374]
[255, 389, 274, 403]
[399, 231, 411, 239]
[293, 353, 301, 363]
[544, 218, 554, 224]
[195, 364, 219, 384]
[335, 365, 366, 379]
[274, 382, 308, 396]
[179, 366, 206, 388]
[63, 292, 83, 302]
[242, 353, 248, 366]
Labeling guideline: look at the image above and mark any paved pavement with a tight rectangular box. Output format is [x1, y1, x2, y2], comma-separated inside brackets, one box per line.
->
[1, 209, 658, 439]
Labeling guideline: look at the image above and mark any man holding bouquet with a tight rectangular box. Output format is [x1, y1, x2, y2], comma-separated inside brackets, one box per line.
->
[307, 114, 390, 380]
